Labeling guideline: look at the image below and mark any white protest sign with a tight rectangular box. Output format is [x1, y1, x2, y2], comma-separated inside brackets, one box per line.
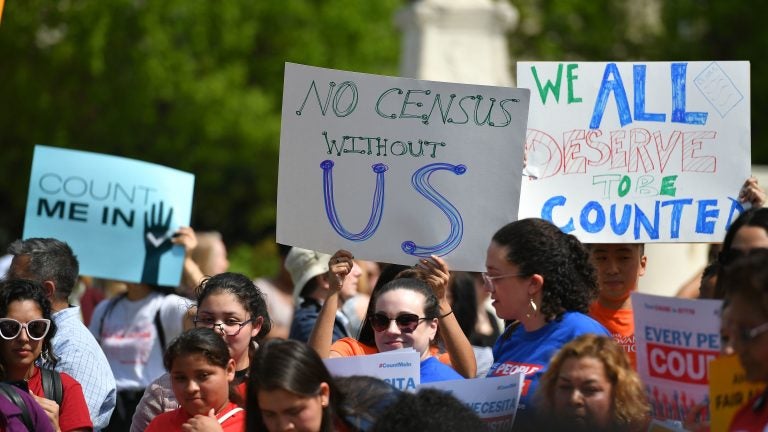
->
[633, 292, 723, 423]
[323, 349, 421, 391]
[420, 374, 524, 430]
[518, 61, 750, 242]
[277, 63, 530, 270]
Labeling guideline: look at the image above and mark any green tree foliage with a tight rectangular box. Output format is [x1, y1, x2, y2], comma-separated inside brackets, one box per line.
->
[0, 0, 403, 251]
[509, 0, 767, 163]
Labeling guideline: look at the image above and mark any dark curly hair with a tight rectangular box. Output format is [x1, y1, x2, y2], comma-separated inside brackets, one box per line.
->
[492, 218, 598, 321]
[0, 279, 59, 371]
[196, 272, 273, 342]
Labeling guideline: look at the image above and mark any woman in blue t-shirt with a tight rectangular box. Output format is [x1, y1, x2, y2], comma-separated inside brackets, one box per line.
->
[483, 218, 609, 424]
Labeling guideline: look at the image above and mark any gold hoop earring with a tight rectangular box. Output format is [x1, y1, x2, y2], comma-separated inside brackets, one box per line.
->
[526, 298, 538, 318]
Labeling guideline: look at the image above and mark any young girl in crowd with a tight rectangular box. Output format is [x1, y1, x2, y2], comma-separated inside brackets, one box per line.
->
[247, 338, 346, 432]
[536, 334, 650, 432]
[130, 272, 272, 431]
[309, 251, 464, 383]
[483, 218, 609, 424]
[145, 328, 244, 432]
[0, 279, 92, 432]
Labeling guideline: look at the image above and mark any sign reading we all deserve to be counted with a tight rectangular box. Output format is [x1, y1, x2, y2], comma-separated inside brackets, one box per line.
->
[277, 63, 530, 271]
[518, 61, 751, 243]
[23, 145, 195, 286]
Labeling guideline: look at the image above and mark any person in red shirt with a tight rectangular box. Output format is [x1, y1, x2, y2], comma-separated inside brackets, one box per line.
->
[0, 279, 92, 432]
[588, 243, 646, 368]
[146, 328, 244, 432]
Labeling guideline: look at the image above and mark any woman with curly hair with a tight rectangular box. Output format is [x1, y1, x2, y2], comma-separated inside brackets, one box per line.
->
[483, 218, 609, 424]
[536, 334, 650, 431]
[0, 279, 92, 432]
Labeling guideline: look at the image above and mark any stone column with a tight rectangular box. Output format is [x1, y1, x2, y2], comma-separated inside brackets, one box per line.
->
[395, 0, 518, 86]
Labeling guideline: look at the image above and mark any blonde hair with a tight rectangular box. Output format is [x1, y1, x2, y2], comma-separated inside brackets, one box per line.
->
[537, 334, 650, 429]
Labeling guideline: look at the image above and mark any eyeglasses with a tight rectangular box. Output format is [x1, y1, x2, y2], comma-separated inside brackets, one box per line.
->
[481, 272, 528, 292]
[730, 321, 768, 344]
[369, 313, 427, 333]
[0, 318, 51, 340]
[193, 317, 254, 336]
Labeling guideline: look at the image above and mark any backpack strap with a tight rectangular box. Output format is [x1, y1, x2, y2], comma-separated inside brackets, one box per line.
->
[154, 308, 166, 352]
[0, 382, 34, 431]
[99, 291, 167, 351]
[97, 293, 127, 343]
[40, 367, 64, 406]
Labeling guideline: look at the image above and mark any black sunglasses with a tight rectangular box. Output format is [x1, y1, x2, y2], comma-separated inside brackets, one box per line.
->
[369, 313, 427, 333]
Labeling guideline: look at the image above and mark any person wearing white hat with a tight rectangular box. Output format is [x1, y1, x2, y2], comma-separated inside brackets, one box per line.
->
[286, 247, 360, 343]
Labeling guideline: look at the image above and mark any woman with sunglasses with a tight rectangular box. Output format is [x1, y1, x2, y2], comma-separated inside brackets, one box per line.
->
[484, 218, 609, 426]
[0, 278, 92, 432]
[130, 272, 271, 431]
[310, 251, 463, 383]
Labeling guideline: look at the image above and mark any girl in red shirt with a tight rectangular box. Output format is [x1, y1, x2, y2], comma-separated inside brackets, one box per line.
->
[146, 328, 244, 432]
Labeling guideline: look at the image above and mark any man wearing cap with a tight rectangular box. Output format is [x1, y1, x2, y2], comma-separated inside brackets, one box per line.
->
[286, 247, 358, 343]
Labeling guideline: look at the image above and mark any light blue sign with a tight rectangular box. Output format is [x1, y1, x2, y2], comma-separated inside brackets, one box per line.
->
[23, 145, 195, 286]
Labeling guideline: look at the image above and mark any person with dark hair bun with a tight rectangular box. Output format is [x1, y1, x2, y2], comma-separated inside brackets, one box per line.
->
[483, 218, 609, 424]
[131, 272, 271, 431]
[247, 339, 345, 432]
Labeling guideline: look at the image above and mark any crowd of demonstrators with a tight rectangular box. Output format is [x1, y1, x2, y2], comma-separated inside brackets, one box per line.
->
[6, 238, 116, 430]
[130, 272, 271, 431]
[145, 328, 245, 432]
[535, 334, 650, 432]
[483, 218, 609, 425]
[2, 178, 767, 432]
[309, 250, 474, 382]
[0, 279, 92, 432]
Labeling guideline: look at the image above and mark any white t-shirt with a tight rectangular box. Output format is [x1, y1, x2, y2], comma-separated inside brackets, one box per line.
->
[89, 291, 190, 390]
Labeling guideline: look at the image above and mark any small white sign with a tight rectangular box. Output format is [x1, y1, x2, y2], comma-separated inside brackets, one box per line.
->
[421, 374, 524, 430]
[324, 349, 421, 391]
